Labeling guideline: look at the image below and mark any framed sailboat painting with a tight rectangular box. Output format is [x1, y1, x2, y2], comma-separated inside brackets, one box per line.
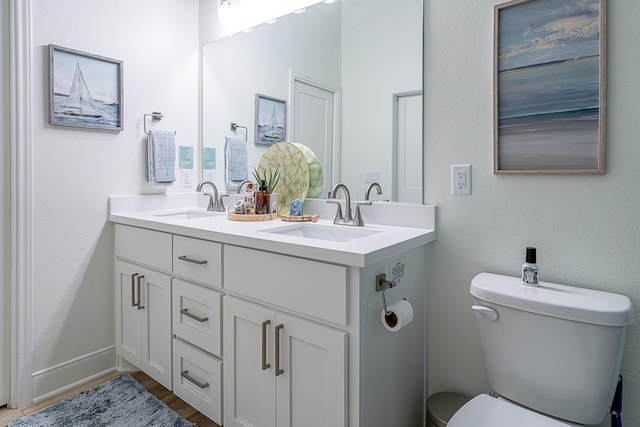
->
[255, 94, 286, 145]
[49, 45, 123, 131]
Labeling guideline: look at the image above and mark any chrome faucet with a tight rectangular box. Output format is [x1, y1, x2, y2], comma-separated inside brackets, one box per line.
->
[196, 181, 225, 212]
[365, 182, 382, 201]
[327, 183, 371, 226]
[236, 180, 252, 194]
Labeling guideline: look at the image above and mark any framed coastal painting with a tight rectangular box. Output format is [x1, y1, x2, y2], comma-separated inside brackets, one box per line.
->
[255, 94, 286, 145]
[49, 44, 123, 131]
[494, 0, 606, 174]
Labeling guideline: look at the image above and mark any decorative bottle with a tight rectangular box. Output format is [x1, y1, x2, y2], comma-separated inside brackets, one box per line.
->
[522, 247, 539, 286]
[255, 180, 270, 215]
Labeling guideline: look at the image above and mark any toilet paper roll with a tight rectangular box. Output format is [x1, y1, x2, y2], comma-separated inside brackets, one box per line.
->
[381, 299, 414, 332]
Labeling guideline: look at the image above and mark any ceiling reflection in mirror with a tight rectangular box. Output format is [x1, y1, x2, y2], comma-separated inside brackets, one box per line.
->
[202, 0, 423, 203]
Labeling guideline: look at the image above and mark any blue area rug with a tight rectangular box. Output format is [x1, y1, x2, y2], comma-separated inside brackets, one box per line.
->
[9, 374, 194, 427]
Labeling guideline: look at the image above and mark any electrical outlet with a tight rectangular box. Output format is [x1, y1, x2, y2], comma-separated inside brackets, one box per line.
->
[451, 164, 471, 195]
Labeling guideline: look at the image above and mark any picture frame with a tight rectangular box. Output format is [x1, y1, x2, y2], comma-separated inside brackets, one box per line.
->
[493, 0, 606, 174]
[49, 44, 123, 131]
[255, 94, 286, 145]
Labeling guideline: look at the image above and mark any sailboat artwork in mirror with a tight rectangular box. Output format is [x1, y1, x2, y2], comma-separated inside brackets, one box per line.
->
[255, 94, 287, 145]
[49, 44, 123, 131]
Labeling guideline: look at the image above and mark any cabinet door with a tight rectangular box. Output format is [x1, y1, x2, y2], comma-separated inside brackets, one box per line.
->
[115, 261, 142, 367]
[224, 297, 276, 427]
[139, 269, 173, 390]
[275, 312, 347, 427]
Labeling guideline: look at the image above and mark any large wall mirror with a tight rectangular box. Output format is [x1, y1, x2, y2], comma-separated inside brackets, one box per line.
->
[202, 0, 423, 203]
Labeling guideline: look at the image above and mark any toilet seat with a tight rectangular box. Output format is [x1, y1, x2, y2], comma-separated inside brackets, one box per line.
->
[447, 394, 576, 427]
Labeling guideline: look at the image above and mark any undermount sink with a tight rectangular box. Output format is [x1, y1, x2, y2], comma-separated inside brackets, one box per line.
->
[154, 210, 224, 220]
[261, 223, 380, 242]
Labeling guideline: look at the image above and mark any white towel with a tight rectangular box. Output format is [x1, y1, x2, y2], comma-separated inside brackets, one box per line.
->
[147, 130, 176, 184]
[225, 136, 248, 182]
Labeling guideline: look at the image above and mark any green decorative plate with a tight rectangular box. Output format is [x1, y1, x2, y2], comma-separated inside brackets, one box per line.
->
[257, 142, 310, 215]
[292, 143, 323, 198]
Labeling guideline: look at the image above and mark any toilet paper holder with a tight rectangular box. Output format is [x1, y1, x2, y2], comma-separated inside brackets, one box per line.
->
[376, 273, 397, 315]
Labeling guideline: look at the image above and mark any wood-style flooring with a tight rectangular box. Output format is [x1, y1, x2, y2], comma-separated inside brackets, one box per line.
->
[0, 371, 221, 427]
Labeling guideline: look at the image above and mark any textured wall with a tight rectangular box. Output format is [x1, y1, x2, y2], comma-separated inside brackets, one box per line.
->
[424, 1, 640, 425]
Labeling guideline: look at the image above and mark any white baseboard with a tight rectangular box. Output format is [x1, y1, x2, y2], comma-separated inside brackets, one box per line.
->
[32, 346, 116, 403]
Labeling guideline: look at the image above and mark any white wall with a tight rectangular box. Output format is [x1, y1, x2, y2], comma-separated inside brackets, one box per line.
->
[341, 0, 422, 200]
[1, 0, 10, 406]
[29, 0, 199, 398]
[424, 1, 640, 425]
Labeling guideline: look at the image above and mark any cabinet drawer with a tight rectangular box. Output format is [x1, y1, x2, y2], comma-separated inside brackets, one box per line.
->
[224, 245, 348, 325]
[173, 236, 222, 287]
[173, 339, 222, 425]
[173, 279, 221, 356]
[115, 224, 172, 271]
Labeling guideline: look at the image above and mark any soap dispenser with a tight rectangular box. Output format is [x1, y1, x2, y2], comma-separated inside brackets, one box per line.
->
[522, 247, 539, 286]
[255, 180, 270, 215]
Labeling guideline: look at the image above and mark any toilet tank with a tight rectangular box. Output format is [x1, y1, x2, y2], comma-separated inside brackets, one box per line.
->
[470, 273, 634, 425]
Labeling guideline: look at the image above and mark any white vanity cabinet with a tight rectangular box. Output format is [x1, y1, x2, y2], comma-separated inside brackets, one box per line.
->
[115, 225, 224, 423]
[223, 243, 428, 427]
[224, 296, 347, 427]
[110, 194, 434, 427]
[223, 245, 348, 427]
[115, 225, 173, 389]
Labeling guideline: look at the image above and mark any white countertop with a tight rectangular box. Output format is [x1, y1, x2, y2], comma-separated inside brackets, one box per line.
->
[109, 193, 436, 268]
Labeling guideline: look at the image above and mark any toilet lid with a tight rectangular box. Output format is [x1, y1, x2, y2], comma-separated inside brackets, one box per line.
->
[448, 395, 574, 427]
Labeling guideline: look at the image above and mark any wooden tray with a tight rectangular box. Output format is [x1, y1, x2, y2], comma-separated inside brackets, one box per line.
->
[279, 214, 319, 222]
[228, 211, 278, 222]
[227, 200, 278, 222]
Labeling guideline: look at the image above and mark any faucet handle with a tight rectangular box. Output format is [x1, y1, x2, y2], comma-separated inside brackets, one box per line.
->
[327, 199, 344, 222]
[354, 200, 372, 226]
[202, 192, 216, 211]
[216, 194, 229, 212]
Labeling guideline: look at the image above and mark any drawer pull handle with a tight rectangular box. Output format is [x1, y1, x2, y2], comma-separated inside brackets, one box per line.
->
[180, 370, 209, 389]
[178, 255, 208, 265]
[137, 275, 145, 310]
[131, 273, 139, 307]
[180, 308, 208, 323]
[275, 324, 284, 377]
[261, 320, 271, 370]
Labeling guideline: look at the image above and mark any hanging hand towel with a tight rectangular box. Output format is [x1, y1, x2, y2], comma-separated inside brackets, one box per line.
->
[148, 130, 176, 183]
[225, 136, 248, 182]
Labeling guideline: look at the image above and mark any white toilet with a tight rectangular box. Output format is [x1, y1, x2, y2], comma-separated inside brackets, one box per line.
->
[448, 272, 634, 427]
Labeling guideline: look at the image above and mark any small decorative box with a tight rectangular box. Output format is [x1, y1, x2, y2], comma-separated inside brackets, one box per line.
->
[289, 199, 303, 216]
